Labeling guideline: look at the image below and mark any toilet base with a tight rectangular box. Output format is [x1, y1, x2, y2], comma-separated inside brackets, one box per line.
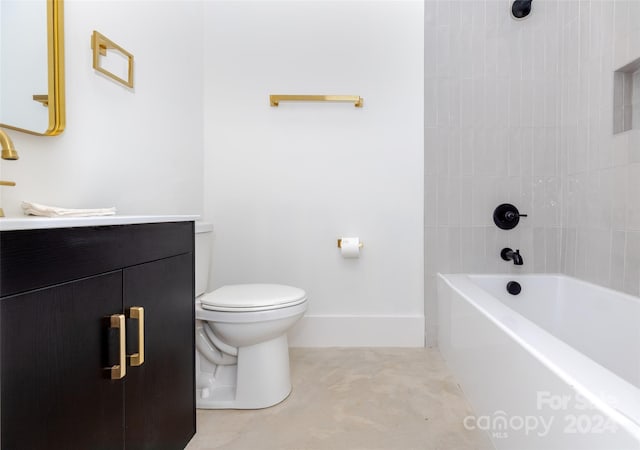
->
[196, 334, 292, 409]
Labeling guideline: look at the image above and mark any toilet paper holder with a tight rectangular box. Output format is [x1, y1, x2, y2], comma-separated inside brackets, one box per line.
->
[337, 238, 364, 249]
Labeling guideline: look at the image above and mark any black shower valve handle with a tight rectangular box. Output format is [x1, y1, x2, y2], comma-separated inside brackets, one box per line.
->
[493, 203, 528, 230]
[504, 211, 526, 221]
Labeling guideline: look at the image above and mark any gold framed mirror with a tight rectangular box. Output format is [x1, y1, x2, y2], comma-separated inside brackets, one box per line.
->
[0, 0, 65, 136]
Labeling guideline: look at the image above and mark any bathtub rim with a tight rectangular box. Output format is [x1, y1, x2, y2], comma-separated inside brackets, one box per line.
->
[438, 272, 640, 441]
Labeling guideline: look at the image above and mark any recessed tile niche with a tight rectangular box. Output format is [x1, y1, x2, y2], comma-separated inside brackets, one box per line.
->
[614, 57, 640, 134]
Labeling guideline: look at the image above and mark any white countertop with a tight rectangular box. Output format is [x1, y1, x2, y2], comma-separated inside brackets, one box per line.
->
[0, 215, 200, 231]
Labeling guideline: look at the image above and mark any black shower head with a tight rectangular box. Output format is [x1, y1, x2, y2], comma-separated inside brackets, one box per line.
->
[511, 0, 532, 19]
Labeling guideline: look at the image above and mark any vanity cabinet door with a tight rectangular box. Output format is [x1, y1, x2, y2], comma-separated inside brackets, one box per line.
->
[0, 271, 124, 450]
[123, 253, 195, 450]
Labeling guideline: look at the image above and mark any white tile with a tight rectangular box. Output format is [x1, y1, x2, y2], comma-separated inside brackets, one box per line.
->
[449, 80, 462, 128]
[615, 0, 630, 36]
[545, 177, 561, 227]
[623, 231, 640, 295]
[614, 35, 630, 71]
[544, 81, 559, 127]
[436, 26, 451, 77]
[573, 229, 588, 281]
[508, 79, 522, 128]
[629, 130, 640, 163]
[425, 175, 437, 227]
[532, 227, 546, 273]
[484, 227, 503, 273]
[425, 227, 439, 275]
[627, 163, 640, 230]
[470, 177, 486, 227]
[448, 128, 461, 175]
[437, 128, 450, 176]
[520, 128, 534, 176]
[459, 128, 474, 176]
[459, 79, 473, 129]
[485, 37, 500, 81]
[424, 78, 438, 128]
[493, 81, 509, 128]
[610, 230, 626, 291]
[520, 83, 534, 126]
[472, 79, 486, 128]
[471, 226, 486, 272]
[532, 80, 546, 127]
[593, 229, 612, 287]
[424, 28, 438, 78]
[437, 176, 450, 227]
[437, 78, 451, 127]
[448, 227, 462, 272]
[531, 177, 546, 227]
[562, 227, 577, 276]
[532, 130, 547, 176]
[518, 177, 534, 225]
[424, 0, 437, 27]
[521, 27, 535, 81]
[424, 128, 439, 175]
[487, 129, 509, 176]
[610, 165, 628, 228]
[436, 227, 451, 273]
[629, 30, 640, 65]
[470, 0, 485, 31]
[598, 168, 614, 230]
[507, 128, 522, 176]
[471, 30, 486, 79]
[611, 131, 629, 166]
[435, 0, 450, 27]
[460, 177, 473, 225]
[630, 1, 640, 33]
[545, 227, 560, 273]
[448, 177, 462, 226]
[485, 0, 499, 33]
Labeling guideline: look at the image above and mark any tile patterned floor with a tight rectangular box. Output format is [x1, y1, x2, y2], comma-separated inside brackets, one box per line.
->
[185, 348, 493, 450]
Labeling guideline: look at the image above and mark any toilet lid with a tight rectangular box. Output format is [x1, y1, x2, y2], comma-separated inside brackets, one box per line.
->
[200, 284, 307, 312]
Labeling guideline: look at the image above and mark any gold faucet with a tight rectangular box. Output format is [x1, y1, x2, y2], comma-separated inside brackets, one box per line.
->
[0, 129, 19, 160]
[0, 180, 16, 218]
[0, 129, 18, 217]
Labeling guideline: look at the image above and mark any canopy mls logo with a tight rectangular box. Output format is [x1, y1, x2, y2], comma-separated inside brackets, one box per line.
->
[463, 410, 554, 439]
[463, 391, 619, 439]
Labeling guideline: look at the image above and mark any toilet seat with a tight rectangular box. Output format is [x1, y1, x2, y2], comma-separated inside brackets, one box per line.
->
[200, 284, 307, 312]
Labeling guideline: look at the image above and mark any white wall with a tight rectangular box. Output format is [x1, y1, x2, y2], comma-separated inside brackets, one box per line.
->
[203, 1, 425, 347]
[0, 0, 204, 217]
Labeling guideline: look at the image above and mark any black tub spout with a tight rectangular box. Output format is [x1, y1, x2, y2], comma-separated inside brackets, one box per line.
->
[501, 248, 524, 266]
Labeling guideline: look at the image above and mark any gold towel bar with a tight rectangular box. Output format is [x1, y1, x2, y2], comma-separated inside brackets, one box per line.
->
[270, 95, 363, 108]
[91, 31, 134, 88]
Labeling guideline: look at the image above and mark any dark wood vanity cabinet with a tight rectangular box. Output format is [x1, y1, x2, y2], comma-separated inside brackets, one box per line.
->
[0, 222, 195, 450]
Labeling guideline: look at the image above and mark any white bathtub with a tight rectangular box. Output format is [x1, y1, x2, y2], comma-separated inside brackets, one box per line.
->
[437, 273, 640, 450]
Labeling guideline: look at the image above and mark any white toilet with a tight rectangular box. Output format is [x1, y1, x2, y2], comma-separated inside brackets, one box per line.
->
[194, 222, 308, 409]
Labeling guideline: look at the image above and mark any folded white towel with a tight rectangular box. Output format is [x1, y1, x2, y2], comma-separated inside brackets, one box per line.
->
[21, 201, 117, 218]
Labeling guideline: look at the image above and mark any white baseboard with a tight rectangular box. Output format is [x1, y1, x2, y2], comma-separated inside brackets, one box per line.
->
[287, 314, 425, 347]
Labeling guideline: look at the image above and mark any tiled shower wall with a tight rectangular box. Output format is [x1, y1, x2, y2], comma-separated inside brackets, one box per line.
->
[560, 0, 640, 296]
[424, 0, 563, 345]
[426, 0, 640, 346]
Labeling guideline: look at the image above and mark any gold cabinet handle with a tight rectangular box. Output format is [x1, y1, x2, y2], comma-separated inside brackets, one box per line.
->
[127, 307, 145, 366]
[109, 314, 126, 380]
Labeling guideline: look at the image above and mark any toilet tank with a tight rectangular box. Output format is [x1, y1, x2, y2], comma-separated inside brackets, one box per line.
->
[194, 222, 214, 297]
